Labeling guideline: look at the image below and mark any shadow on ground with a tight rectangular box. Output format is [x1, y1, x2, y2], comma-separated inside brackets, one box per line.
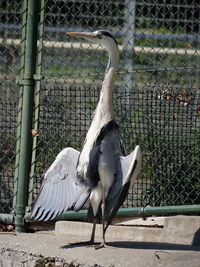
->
[61, 241, 200, 251]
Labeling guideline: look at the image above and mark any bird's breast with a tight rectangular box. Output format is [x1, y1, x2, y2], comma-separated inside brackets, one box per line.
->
[98, 150, 115, 196]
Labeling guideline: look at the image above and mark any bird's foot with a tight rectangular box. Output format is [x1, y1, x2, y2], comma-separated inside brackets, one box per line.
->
[95, 242, 109, 250]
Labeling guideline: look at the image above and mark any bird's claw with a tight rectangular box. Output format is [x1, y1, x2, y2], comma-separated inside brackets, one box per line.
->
[95, 242, 109, 250]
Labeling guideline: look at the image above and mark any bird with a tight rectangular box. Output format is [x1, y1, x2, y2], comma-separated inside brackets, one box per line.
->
[31, 30, 142, 249]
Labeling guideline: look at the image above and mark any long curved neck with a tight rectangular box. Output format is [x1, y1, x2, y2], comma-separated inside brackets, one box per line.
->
[77, 41, 119, 176]
[85, 43, 119, 139]
[97, 43, 119, 119]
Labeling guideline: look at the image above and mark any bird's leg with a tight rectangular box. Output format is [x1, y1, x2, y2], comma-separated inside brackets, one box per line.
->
[88, 218, 96, 245]
[95, 188, 107, 250]
[69, 219, 97, 247]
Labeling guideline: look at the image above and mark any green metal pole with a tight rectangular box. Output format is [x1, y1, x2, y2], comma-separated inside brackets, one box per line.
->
[15, 0, 39, 233]
[115, 205, 200, 217]
[28, 0, 45, 209]
[13, 0, 27, 212]
[56, 205, 200, 220]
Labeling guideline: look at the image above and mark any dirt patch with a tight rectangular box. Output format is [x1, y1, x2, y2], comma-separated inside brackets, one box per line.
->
[0, 247, 100, 267]
[0, 223, 14, 233]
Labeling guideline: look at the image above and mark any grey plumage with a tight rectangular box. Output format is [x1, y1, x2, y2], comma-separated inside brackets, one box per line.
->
[31, 30, 142, 249]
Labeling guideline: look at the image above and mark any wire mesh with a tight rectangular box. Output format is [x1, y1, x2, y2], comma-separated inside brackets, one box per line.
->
[0, 0, 23, 213]
[33, 0, 200, 208]
[1, 0, 200, 215]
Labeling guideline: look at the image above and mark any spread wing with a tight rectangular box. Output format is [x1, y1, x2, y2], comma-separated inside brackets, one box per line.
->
[105, 145, 142, 229]
[31, 147, 90, 221]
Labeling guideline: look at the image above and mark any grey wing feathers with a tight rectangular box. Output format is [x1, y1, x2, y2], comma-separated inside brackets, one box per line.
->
[120, 145, 142, 186]
[31, 147, 90, 221]
[105, 145, 142, 228]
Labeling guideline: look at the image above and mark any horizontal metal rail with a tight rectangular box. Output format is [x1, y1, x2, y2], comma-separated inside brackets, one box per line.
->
[56, 205, 200, 220]
[1, 38, 200, 56]
[0, 213, 14, 224]
[1, 204, 200, 224]
[1, 23, 200, 41]
[24, 204, 200, 222]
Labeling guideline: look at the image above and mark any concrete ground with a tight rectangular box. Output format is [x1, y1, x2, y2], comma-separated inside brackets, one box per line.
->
[0, 216, 200, 267]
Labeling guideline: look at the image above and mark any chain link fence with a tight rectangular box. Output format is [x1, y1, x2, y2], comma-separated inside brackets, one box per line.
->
[1, 0, 200, 217]
[0, 0, 22, 213]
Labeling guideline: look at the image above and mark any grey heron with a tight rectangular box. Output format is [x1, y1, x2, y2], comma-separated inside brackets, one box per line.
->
[31, 30, 142, 249]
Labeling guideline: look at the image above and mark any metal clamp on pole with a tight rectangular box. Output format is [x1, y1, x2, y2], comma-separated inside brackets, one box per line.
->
[18, 78, 35, 86]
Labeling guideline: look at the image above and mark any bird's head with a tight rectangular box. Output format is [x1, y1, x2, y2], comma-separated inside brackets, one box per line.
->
[67, 30, 119, 69]
[67, 30, 117, 47]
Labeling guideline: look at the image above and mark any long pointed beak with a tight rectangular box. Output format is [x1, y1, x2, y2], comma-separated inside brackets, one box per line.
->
[67, 32, 97, 39]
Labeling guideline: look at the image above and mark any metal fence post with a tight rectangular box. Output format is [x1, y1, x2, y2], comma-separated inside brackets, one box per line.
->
[123, 0, 136, 109]
[121, 0, 136, 147]
[13, 0, 27, 212]
[28, 0, 45, 208]
[14, 0, 39, 232]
